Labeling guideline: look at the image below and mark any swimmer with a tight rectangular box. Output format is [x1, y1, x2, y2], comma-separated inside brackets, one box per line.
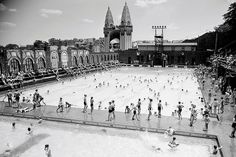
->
[4, 143, 12, 156]
[27, 127, 33, 135]
[164, 126, 175, 136]
[65, 102, 72, 108]
[165, 102, 168, 106]
[168, 137, 179, 148]
[38, 118, 43, 124]
[212, 145, 222, 155]
[98, 101, 102, 110]
[125, 105, 130, 114]
[44, 144, 52, 157]
[12, 122, 15, 129]
[152, 146, 162, 152]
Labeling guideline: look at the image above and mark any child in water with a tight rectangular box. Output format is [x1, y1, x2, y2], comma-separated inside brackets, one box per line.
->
[212, 145, 222, 155]
[168, 137, 179, 148]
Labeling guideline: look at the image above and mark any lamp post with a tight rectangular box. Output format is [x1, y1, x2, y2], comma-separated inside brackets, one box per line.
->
[152, 25, 167, 67]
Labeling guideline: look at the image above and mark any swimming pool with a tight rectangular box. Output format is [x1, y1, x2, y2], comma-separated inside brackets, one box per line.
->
[0, 117, 217, 157]
[1, 67, 204, 118]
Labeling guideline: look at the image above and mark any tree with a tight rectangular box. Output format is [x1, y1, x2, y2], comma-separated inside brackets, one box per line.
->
[223, 2, 236, 32]
[33, 40, 48, 50]
[5, 44, 19, 49]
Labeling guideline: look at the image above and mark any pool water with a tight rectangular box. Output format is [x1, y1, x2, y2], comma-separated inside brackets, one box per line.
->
[2, 67, 204, 118]
[0, 117, 217, 157]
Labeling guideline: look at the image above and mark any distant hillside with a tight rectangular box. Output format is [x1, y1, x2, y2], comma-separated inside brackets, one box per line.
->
[183, 30, 235, 51]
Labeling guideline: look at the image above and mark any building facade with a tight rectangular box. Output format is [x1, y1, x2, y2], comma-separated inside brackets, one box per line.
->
[104, 2, 132, 52]
[118, 42, 213, 66]
[0, 46, 119, 76]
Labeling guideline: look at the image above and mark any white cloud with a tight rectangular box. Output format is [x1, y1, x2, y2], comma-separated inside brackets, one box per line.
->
[168, 23, 179, 30]
[82, 18, 94, 23]
[0, 22, 16, 28]
[40, 9, 63, 18]
[135, 0, 167, 7]
[0, 3, 7, 11]
[8, 8, 17, 12]
[41, 13, 49, 18]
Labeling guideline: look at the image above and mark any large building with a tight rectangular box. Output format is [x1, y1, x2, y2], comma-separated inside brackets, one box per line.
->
[104, 3, 133, 52]
[118, 41, 213, 66]
[0, 45, 118, 76]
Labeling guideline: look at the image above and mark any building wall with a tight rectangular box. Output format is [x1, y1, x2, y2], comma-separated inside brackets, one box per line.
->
[118, 49, 213, 65]
[0, 47, 119, 75]
[138, 45, 197, 52]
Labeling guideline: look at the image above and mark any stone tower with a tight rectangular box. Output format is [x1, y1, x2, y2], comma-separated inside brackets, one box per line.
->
[104, 7, 114, 52]
[103, 3, 133, 52]
[119, 2, 133, 50]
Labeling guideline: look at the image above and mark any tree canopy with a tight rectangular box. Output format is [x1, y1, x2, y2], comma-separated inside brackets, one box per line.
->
[223, 2, 236, 32]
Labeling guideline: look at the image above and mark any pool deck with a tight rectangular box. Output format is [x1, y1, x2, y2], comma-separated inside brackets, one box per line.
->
[0, 68, 236, 157]
[0, 100, 235, 157]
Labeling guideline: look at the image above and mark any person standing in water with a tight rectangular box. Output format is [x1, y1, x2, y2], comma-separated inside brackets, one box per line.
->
[14, 90, 21, 108]
[111, 100, 115, 120]
[90, 97, 94, 114]
[44, 144, 52, 157]
[3, 90, 13, 107]
[56, 97, 64, 112]
[147, 99, 153, 121]
[157, 100, 163, 118]
[203, 114, 210, 131]
[177, 102, 184, 120]
[131, 104, 139, 121]
[107, 102, 112, 121]
[137, 98, 141, 115]
[82, 94, 88, 113]
[168, 137, 179, 148]
[212, 145, 222, 155]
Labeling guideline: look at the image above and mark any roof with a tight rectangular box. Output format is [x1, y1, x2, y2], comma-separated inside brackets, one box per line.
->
[137, 42, 197, 46]
[120, 2, 132, 26]
[104, 7, 114, 27]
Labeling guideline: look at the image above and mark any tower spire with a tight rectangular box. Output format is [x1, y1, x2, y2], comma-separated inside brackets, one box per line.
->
[120, 2, 132, 26]
[105, 6, 114, 28]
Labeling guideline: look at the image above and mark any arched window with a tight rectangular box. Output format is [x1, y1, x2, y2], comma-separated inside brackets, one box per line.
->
[9, 58, 20, 74]
[51, 51, 58, 69]
[73, 56, 78, 66]
[25, 58, 34, 72]
[104, 55, 106, 61]
[91, 56, 95, 64]
[107, 55, 110, 61]
[97, 55, 99, 63]
[80, 56, 83, 65]
[111, 55, 113, 60]
[86, 56, 89, 64]
[61, 52, 68, 68]
[38, 57, 46, 70]
[0, 64, 2, 74]
[101, 55, 103, 62]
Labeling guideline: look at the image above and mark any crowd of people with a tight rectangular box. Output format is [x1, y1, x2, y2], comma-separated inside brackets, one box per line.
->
[0, 61, 120, 90]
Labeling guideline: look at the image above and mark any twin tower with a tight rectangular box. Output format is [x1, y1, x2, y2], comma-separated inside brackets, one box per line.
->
[104, 2, 133, 52]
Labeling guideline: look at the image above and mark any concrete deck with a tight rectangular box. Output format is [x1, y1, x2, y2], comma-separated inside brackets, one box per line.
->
[0, 99, 234, 157]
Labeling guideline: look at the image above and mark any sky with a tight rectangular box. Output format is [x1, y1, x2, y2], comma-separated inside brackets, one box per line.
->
[0, 0, 235, 46]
